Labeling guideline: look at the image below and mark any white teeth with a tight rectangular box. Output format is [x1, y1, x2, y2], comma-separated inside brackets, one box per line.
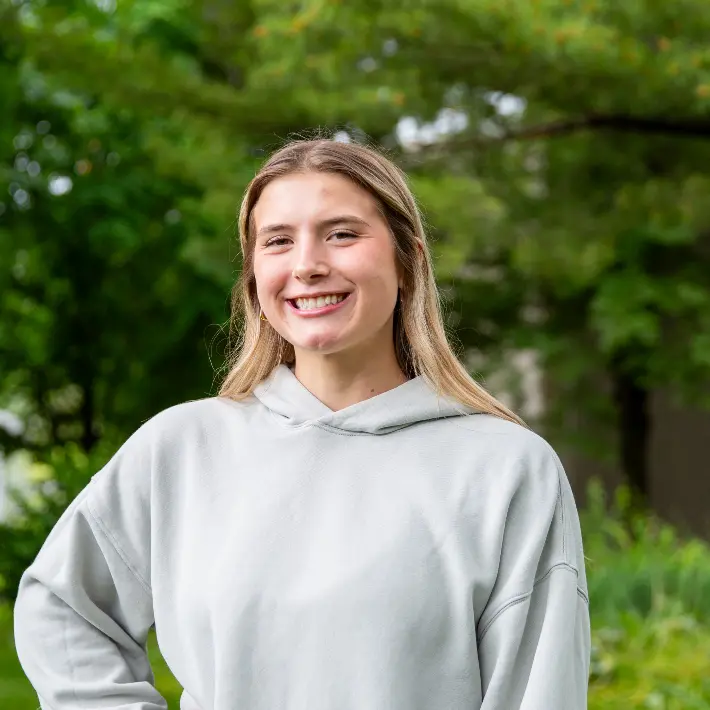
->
[294, 294, 347, 310]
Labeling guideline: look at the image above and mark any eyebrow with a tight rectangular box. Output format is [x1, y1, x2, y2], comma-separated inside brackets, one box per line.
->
[256, 214, 371, 238]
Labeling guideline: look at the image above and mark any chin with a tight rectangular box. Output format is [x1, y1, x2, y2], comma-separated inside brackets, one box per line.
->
[289, 330, 355, 355]
[295, 340, 349, 355]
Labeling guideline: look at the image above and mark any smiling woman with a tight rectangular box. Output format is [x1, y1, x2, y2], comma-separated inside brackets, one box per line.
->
[220, 138, 526, 418]
[13, 136, 591, 710]
[249, 170, 408, 408]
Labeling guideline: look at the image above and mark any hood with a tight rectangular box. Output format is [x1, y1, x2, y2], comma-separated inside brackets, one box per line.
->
[252, 364, 480, 435]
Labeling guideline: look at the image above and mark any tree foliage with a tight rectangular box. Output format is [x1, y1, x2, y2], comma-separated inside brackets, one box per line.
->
[3, 0, 710, 552]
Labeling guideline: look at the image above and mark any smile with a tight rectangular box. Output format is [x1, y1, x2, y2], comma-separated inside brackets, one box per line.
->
[286, 293, 352, 316]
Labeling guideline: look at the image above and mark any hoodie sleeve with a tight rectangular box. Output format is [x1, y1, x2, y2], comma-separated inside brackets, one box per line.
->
[477, 442, 591, 710]
[13, 418, 168, 710]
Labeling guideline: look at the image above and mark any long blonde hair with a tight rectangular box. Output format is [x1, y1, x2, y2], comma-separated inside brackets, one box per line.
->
[218, 136, 525, 427]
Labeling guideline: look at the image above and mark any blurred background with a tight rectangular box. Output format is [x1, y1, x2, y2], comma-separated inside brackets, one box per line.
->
[2, 0, 710, 706]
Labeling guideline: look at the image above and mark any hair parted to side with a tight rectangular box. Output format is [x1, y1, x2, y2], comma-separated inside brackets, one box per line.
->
[217, 132, 525, 427]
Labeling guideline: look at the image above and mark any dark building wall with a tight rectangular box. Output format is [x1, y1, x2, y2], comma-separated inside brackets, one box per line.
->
[648, 390, 710, 540]
[557, 389, 710, 542]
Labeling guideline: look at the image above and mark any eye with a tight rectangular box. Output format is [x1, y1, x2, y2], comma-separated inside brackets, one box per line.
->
[331, 230, 357, 240]
[264, 236, 290, 247]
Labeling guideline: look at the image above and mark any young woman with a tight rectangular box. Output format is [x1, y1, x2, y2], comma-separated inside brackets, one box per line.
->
[14, 138, 591, 709]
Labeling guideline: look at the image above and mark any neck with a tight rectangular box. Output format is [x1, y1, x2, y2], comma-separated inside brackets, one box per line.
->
[291, 349, 409, 412]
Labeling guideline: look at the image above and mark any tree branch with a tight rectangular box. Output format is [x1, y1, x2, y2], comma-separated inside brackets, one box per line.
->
[498, 114, 710, 142]
[396, 113, 710, 170]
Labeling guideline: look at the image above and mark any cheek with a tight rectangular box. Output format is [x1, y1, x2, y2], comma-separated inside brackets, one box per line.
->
[357, 269, 399, 299]
[347, 243, 400, 297]
[254, 261, 284, 297]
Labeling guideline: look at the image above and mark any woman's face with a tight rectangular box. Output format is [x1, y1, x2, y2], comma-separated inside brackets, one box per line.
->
[252, 171, 402, 364]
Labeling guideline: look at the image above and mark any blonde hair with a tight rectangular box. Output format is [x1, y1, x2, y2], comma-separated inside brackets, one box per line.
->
[218, 136, 525, 427]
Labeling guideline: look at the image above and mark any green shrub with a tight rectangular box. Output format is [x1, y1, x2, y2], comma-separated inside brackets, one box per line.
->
[582, 478, 710, 707]
[589, 611, 710, 708]
[0, 441, 118, 605]
[581, 478, 710, 626]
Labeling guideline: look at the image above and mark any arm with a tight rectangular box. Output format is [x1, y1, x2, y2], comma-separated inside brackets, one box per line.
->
[13, 424, 168, 709]
[477, 444, 591, 709]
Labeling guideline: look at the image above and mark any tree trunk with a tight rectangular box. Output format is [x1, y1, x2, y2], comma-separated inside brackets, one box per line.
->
[610, 363, 651, 531]
[79, 377, 98, 453]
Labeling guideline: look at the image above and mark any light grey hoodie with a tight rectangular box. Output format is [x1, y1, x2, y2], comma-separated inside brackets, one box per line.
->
[14, 364, 591, 709]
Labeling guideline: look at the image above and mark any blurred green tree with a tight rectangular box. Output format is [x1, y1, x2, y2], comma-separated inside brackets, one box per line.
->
[4, 0, 710, 527]
[0, 1, 231, 600]
[0, 48, 227, 454]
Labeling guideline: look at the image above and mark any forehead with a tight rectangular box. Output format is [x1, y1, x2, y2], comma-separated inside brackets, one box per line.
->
[253, 172, 380, 224]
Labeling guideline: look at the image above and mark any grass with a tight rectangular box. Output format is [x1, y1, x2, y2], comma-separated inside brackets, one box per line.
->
[589, 611, 710, 709]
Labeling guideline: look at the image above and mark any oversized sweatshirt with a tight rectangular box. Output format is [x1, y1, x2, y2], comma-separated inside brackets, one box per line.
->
[14, 364, 591, 710]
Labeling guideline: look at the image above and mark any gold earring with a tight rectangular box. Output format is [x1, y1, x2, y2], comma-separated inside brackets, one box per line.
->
[260, 312, 267, 322]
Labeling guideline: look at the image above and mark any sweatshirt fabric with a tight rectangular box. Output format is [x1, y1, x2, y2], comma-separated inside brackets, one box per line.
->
[14, 363, 591, 710]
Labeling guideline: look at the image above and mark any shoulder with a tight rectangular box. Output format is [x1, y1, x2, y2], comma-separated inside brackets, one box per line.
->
[93, 396, 255, 479]
[454, 415, 585, 574]
[147, 394, 251, 424]
[449, 413, 563, 469]
[89, 397, 255, 499]
[446, 413, 568, 503]
[129, 395, 255, 443]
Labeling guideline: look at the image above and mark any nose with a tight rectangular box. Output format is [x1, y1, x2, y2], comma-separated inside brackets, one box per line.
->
[291, 235, 330, 281]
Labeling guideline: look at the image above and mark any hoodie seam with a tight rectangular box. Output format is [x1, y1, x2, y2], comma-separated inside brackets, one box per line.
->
[312, 421, 406, 436]
[550, 449, 568, 563]
[312, 415, 472, 436]
[477, 562, 580, 643]
[85, 496, 153, 596]
[313, 423, 360, 436]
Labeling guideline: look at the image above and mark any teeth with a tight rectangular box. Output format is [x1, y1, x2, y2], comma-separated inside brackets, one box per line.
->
[294, 294, 347, 310]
